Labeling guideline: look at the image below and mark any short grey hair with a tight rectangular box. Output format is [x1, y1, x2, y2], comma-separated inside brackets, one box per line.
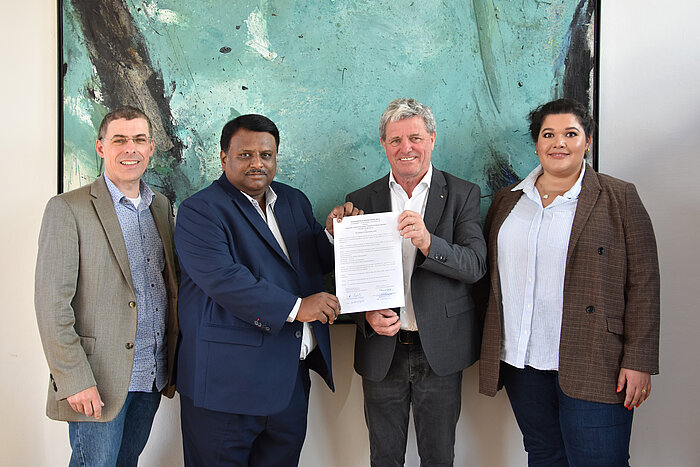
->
[379, 98, 436, 141]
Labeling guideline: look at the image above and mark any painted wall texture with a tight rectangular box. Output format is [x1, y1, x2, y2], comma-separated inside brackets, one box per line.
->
[62, 0, 595, 217]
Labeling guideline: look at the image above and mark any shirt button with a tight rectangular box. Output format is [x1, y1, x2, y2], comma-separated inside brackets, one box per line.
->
[129, 301, 136, 308]
[125, 343, 134, 349]
[586, 306, 595, 314]
[295, 330, 302, 338]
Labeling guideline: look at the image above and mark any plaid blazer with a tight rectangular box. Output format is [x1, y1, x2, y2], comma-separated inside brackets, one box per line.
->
[479, 166, 660, 403]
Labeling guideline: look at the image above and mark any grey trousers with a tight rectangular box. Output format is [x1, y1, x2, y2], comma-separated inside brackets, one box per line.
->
[362, 341, 463, 467]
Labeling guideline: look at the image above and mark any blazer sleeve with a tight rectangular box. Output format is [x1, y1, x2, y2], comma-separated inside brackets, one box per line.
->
[620, 183, 660, 373]
[35, 196, 96, 400]
[473, 188, 504, 320]
[174, 197, 298, 335]
[419, 182, 487, 284]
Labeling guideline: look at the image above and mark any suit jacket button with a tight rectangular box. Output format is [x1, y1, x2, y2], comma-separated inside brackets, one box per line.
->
[129, 301, 136, 309]
[263, 326, 271, 332]
[598, 247, 605, 255]
[586, 306, 595, 314]
[125, 342, 134, 349]
[295, 330, 302, 338]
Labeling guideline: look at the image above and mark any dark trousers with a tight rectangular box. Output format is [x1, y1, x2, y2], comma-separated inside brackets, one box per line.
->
[362, 340, 462, 467]
[501, 363, 633, 467]
[180, 362, 312, 467]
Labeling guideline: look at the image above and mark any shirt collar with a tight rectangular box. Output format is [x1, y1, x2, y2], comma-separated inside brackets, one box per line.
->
[240, 185, 277, 210]
[512, 160, 587, 200]
[103, 174, 155, 209]
[389, 164, 433, 196]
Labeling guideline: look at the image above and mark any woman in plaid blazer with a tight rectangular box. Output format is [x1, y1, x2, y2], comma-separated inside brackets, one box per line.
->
[479, 98, 660, 466]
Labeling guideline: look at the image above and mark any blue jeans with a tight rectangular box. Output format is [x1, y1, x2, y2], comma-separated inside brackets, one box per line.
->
[68, 391, 161, 467]
[362, 341, 462, 467]
[500, 363, 633, 467]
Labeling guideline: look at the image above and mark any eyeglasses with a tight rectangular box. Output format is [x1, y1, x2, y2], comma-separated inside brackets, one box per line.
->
[101, 136, 152, 146]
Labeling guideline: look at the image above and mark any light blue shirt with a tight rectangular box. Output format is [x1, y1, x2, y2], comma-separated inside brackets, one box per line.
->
[104, 175, 168, 392]
[497, 162, 586, 370]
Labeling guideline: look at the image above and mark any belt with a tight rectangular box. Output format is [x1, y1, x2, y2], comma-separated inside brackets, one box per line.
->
[397, 330, 420, 345]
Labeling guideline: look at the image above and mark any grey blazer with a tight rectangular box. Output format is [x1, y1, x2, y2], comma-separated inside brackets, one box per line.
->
[346, 168, 487, 381]
[35, 175, 178, 422]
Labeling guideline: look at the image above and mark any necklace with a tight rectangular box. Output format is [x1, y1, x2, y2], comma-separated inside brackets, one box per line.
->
[536, 181, 562, 200]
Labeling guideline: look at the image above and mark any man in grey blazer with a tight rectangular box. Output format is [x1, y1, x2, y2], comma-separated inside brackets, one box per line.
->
[35, 106, 178, 466]
[328, 98, 487, 466]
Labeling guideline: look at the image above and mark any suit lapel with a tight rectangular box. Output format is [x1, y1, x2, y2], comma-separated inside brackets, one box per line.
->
[90, 176, 135, 292]
[369, 175, 392, 214]
[150, 194, 176, 277]
[272, 192, 300, 269]
[423, 168, 447, 234]
[218, 177, 294, 268]
[566, 166, 601, 268]
[490, 190, 522, 244]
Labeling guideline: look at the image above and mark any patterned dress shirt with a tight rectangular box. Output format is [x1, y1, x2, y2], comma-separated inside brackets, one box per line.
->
[104, 175, 168, 392]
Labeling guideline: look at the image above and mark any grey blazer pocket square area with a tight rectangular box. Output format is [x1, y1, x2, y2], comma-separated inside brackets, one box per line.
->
[445, 295, 474, 318]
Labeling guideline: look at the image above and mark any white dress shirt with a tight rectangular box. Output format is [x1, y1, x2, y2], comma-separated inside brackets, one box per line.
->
[389, 166, 433, 331]
[498, 162, 586, 370]
[241, 186, 315, 360]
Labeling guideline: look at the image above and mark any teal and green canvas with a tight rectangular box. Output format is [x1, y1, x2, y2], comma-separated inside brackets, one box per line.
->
[62, 0, 596, 217]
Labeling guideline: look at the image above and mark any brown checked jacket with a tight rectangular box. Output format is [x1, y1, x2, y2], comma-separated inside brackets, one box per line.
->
[479, 166, 660, 404]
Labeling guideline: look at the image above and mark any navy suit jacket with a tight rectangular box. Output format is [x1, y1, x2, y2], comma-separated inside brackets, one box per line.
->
[174, 175, 334, 416]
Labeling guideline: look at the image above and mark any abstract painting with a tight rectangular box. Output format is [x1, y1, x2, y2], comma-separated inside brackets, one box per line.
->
[61, 0, 598, 217]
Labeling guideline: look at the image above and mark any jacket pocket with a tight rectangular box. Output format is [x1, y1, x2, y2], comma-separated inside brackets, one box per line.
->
[200, 324, 263, 346]
[445, 294, 474, 318]
[606, 316, 624, 335]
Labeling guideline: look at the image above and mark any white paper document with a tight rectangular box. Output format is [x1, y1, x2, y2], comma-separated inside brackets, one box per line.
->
[333, 212, 405, 314]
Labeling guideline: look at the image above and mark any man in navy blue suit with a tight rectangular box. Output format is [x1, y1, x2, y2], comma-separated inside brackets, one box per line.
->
[175, 114, 353, 466]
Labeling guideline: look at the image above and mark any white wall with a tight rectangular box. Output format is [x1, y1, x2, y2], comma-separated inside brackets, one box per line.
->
[2, 1, 698, 465]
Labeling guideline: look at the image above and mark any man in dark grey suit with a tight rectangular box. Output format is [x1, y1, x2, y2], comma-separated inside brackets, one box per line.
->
[328, 98, 487, 466]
